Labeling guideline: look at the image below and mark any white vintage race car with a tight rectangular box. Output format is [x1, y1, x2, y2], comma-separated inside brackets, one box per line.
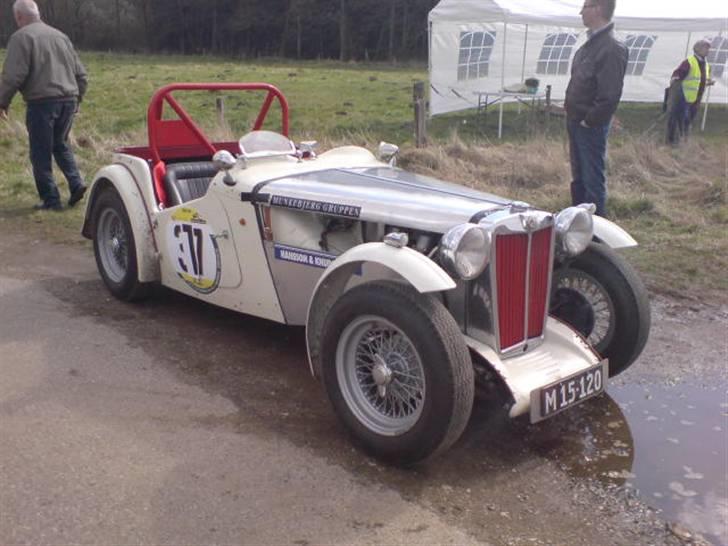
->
[82, 83, 650, 464]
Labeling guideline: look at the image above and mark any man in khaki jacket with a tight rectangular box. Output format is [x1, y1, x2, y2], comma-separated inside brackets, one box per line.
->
[0, 0, 88, 211]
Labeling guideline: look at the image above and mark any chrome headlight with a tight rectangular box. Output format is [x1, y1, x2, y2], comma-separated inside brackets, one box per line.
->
[440, 224, 491, 280]
[555, 205, 594, 257]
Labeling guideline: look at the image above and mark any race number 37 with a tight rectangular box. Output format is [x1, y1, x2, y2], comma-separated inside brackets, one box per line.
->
[167, 219, 221, 294]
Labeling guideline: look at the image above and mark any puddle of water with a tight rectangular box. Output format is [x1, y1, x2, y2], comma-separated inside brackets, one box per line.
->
[527, 383, 727, 545]
[611, 383, 728, 546]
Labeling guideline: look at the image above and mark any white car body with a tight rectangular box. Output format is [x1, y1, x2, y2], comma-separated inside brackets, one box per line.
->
[83, 83, 650, 463]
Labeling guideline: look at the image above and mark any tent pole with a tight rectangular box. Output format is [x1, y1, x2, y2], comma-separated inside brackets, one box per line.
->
[700, 88, 710, 132]
[521, 24, 528, 82]
[499, 19, 508, 139]
[684, 32, 691, 58]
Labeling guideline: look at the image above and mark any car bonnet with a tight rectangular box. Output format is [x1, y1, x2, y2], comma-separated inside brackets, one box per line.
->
[256, 167, 515, 234]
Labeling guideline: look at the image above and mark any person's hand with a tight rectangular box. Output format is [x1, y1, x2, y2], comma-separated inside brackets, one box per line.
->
[580, 120, 590, 128]
[706, 78, 716, 87]
[0, 109, 8, 121]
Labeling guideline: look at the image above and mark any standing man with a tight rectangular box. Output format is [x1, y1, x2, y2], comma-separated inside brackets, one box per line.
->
[564, 0, 627, 218]
[0, 0, 88, 211]
[667, 40, 714, 145]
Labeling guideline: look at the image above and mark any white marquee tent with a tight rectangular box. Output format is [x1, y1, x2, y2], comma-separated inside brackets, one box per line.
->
[428, 0, 728, 116]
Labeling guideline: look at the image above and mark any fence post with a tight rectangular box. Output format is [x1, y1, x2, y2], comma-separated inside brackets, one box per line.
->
[413, 81, 427, 148]
[544, 84, 552, 131]
[216, 97, 225, 127]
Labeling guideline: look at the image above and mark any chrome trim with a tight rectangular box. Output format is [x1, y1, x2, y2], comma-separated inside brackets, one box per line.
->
[384, 232, 409, 248]
[439, 223, 491, 280]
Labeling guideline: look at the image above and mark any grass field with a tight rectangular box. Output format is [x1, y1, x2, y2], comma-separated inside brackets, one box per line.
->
[0, 51, 726, 303]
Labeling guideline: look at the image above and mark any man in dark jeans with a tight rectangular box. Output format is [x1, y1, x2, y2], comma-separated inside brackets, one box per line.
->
[564, 0, 627, 217]
[0, 0, 88, 212]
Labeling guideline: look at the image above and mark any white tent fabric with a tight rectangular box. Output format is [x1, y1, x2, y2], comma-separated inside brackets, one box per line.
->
[429, 0, 728, 115]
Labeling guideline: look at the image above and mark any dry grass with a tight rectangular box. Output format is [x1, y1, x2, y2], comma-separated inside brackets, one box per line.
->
[395, 132, 728, 304]
[0, 50, 725, 304]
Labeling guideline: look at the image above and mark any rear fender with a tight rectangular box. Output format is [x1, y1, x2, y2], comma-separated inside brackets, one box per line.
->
[305, 242, 456, 378]
[592, 216, 637, 249]
[82, 163, 160, 283]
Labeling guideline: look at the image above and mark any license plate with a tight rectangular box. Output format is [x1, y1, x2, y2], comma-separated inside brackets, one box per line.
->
[530, 361, 608, 423]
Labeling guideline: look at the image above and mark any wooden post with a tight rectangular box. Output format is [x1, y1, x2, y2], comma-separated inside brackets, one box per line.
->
[216, 97, 225, 127]
[413, 81, 427, 148]
[544, 84, 552, 131]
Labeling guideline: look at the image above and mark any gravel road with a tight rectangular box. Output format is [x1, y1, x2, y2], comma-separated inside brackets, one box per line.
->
[1, 229, 725, 546]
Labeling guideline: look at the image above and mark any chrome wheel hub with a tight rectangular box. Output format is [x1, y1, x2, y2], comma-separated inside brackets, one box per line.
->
[372, 354, 393, 397]
[336, 316, 426, 437]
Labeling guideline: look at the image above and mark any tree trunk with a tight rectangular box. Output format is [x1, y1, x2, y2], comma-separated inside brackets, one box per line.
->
[339, 0, 346, 61]
[388, 0, 396, 62]
[114, 0, 121, 38]
[279, 0, 290, 57]
[401, 0, 410, 57]
[296, 15, 302, 59]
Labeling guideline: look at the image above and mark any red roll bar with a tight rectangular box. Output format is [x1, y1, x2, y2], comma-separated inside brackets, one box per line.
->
[146, 82, 290, 206]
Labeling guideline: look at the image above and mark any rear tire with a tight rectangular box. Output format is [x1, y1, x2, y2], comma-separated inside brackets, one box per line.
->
[551, 243, 650, 377]
[320, 281, 474, 465]
[92, 188, 151, 302]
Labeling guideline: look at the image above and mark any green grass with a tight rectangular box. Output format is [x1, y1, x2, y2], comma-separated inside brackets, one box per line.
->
[1, 51, 726, 303]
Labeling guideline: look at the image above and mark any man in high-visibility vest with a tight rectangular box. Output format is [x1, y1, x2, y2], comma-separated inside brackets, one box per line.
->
[667, 39, 715, 145]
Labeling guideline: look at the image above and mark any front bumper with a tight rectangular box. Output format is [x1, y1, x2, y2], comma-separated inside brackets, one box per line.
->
[465, 317, 602, 419]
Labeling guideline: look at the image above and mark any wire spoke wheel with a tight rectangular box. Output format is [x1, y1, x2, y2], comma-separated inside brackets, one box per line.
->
[553, 270, 616, 349]
[551, 243, 650, 377]
[321, 281, 474, 464]
[92, 188, 150, 302]
[337, 316, 426, 436]
[97, 207, 129, 284]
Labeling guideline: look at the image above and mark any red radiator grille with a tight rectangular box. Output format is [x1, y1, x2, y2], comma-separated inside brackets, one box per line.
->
[495, 227, 553, 351]
[496, 233, 528, 349]
[528, 227, 553, 338]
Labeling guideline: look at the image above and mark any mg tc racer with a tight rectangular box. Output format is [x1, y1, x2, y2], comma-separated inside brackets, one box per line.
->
[82, 83, 650, 464]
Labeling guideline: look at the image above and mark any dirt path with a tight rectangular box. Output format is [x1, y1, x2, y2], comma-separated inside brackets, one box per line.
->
[1, 227, 726, 546]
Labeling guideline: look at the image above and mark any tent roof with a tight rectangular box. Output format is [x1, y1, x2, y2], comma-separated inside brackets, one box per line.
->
[429, 0, 728, 32]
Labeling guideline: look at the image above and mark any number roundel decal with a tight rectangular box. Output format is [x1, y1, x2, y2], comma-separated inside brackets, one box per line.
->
[167, 208, 221, 294]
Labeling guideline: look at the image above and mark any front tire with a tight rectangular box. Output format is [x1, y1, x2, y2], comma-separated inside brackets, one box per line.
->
[550, 242, 650, 377]
[92, 187, 150, 302]
[320, 281, 474, 465]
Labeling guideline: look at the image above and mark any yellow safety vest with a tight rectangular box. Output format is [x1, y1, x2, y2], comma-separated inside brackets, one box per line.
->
[682, 55, 711, 104]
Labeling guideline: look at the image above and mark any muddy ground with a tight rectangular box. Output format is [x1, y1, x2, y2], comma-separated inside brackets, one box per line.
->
[1, 224, 726, 546]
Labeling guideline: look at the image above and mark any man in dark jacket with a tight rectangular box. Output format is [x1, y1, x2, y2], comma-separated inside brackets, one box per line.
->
[0, 0, 88, 211]
[564, 0, 627, 217]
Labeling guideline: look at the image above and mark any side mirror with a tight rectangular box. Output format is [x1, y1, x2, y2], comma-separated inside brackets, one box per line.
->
[213, 150, 237, 186]
[378, 142, 400, 167]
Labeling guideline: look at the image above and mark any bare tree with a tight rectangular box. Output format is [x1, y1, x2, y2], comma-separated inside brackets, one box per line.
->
[339, 0, 346, 61]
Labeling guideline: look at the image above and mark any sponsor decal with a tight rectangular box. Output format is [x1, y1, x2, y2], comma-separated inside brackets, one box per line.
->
[171, 207, 207, 224]
[166, 209, 221, 294]
[270, 195, 361, 219]
[274, 244, 336, 269]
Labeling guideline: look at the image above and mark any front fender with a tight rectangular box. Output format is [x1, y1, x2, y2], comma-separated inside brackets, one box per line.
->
[592, 216, 637, 249]
[305, 242, 456, 378]
[82, 164, 160, 283]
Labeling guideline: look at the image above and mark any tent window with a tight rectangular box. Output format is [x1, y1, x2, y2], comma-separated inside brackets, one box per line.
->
[707, 36, 727, 79]
[625, 35, 656, 76]
[536, 33, 577, 76]
[457, 31, 496, 81]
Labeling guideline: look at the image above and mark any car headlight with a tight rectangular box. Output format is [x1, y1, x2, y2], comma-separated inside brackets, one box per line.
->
[439, 224, 491, 280]
[555, 205, 594, 257]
